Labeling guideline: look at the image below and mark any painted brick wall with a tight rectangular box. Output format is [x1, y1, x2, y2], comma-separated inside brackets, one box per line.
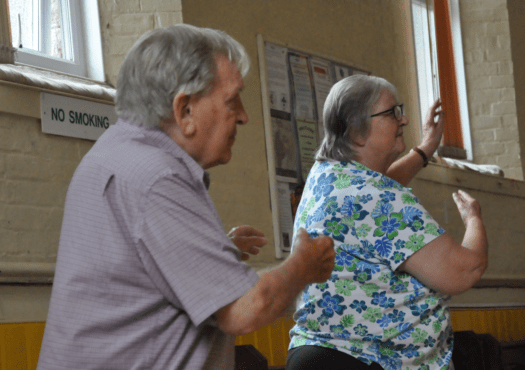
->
[460, 0, 523, 180]
[98, 0, 184, 86]
[0, 0, 184, 264]
[0, 112, 93, 263]
[0, 0, 523, 323]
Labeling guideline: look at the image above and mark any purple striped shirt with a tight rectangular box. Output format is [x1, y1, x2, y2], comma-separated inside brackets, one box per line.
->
[37, 119, 259, 370]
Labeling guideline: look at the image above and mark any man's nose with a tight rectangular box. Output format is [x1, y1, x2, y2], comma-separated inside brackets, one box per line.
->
[399, 114, 409, 126]
[236, 100, 248, 125]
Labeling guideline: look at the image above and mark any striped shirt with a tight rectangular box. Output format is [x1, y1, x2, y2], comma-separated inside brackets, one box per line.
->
[38, 119, 259, 370]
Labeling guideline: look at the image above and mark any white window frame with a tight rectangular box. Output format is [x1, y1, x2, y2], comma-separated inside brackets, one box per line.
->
[12, 0, 104, 82]
[411, 0, 473, 160]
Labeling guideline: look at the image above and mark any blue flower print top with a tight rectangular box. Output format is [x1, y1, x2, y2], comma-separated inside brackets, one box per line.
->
[289, 161, 454, 370]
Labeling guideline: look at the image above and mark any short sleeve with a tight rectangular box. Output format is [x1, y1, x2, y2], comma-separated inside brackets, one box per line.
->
[357, 185, 445, 271]
[138, 171, 259, 326]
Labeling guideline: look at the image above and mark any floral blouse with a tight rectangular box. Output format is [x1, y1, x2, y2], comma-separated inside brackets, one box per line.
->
[289, 160, 453, 370]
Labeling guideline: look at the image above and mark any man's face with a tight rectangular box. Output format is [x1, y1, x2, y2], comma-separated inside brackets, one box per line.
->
[187, 54, 248, 169]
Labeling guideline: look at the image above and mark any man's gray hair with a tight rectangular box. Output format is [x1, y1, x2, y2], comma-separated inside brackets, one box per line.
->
[115, 24, 250, 128]
[315, 74, 398, 162]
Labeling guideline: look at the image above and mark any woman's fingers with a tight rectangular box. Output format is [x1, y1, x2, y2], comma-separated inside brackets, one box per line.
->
[452, 190, 482, 226]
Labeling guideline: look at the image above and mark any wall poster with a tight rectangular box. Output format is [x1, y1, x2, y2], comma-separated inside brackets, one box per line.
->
[257, 35, 370, 257]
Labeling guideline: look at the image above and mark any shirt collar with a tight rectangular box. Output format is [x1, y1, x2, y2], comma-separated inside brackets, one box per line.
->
[117, 118, 210, 189]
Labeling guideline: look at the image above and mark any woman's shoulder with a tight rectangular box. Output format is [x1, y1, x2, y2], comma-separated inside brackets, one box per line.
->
[304, 160, 423, 207]
[308, 161, 394, 191]
[310, 160, 373, 179]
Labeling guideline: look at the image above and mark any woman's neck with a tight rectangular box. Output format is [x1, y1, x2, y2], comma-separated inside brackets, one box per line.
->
[355, 151, 393, 175]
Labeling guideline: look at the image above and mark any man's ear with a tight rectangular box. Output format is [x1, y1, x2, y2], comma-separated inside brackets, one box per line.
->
[173, 92, 195, 136]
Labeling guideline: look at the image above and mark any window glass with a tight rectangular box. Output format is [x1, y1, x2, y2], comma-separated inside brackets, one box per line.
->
[9, 0, 68, 59]
[8, 0, 35, 50]
[6, 0, 104, 82]
[411, 0, 440, 133]
[411, 0, 472, 160]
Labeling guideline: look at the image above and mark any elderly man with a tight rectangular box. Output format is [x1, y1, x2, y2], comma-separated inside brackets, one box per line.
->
[37, 25, 335, 370]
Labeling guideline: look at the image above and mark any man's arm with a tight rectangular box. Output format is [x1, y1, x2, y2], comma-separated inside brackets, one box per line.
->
[399, 190, 488, 295]
[387, 99, 444, 186]
[214, 228, 335, 336]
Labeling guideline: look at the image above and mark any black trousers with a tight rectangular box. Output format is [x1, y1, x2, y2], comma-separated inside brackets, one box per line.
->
[286, 346, 385, 370]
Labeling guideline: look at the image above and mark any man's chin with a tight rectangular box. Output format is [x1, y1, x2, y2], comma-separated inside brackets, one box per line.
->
[219, 153, 233, 166]
[204, 152, 233, 169]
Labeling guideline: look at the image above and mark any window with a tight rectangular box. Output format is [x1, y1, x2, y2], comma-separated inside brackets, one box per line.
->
[411, 0, 472, 160]
[6, 0, 104, 81]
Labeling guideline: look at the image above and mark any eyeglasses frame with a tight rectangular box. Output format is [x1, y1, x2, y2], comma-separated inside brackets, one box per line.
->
[370, 103, 404, 121]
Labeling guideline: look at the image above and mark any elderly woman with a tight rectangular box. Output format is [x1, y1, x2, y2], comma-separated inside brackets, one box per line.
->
[286, 75, 488, 370]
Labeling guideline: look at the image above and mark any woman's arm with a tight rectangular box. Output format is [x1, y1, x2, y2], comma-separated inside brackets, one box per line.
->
[386, 99, 444, 186]
[399, 190, 488, 295]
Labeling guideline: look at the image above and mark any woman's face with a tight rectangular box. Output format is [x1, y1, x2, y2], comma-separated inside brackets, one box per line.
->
[358, 89, 408, 171]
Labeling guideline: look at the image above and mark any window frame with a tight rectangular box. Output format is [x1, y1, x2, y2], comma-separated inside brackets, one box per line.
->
[448, 0, 472, 160]
[8, 0, 104, 82]
[411, 0, 473, 161]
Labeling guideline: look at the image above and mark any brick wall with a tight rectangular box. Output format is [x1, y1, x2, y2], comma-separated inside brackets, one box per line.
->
[0, 112, 93, 263]
[0, 0, 523, 318]
[98, 0, 184, 86]
[460, 0, 523, 180]
[0, 0, 184, 265]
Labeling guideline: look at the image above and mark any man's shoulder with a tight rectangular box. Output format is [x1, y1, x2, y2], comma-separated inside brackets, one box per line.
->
[78, 123, 198, 191]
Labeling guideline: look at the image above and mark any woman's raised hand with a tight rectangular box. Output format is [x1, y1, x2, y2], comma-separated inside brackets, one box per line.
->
[452, 190, 483, 227]
[419, 99, 445, 157]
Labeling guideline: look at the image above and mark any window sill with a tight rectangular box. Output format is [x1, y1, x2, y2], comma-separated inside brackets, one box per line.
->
[432, 156, 505, 177]
[0, 63, 115, 118]
[415, 160, 525, 198]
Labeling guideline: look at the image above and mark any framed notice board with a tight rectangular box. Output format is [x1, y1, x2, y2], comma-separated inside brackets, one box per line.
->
[257, 35, 370, 258]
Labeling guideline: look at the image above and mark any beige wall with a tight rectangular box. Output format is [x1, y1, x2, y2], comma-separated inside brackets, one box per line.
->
[181, 0, 424, 266]
[0, 0, 524, 323]
[181, 0, 525, 305]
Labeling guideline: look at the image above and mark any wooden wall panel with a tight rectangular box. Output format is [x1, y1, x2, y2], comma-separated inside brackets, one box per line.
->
[1, 309, 523, 369]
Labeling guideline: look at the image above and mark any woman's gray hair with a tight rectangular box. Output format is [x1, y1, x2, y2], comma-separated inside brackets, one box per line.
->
[115, 24, 250, 128]
[315, 74, 398, 162]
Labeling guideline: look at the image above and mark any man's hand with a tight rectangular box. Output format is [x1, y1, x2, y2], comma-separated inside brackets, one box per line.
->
[419, 99, 445, 157]
[228, 225, 268, 261]
[215, 227, 334, 336]
[290, 228, 335, 284]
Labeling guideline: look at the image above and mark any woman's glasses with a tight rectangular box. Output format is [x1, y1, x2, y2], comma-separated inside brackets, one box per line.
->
[370, 104, 404, 121]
